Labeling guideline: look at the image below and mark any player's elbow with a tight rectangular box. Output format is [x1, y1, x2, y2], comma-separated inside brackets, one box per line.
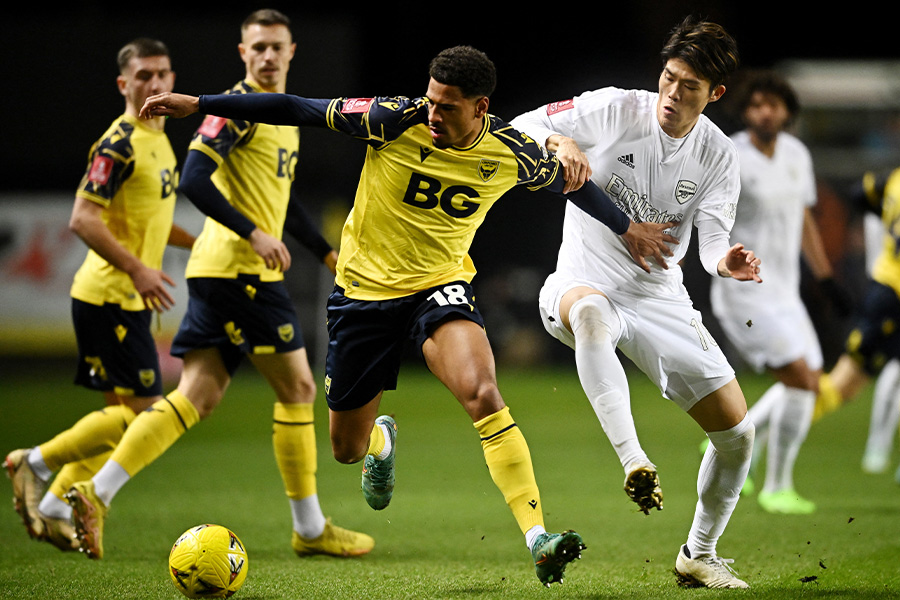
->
[68, 209, 91, 239]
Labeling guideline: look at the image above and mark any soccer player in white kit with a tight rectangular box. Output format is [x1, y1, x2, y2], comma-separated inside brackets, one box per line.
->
[512, 17, 760, 588]
[709, 71, 847, 516]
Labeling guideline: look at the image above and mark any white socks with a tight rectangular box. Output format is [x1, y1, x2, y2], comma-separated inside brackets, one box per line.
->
[570, 295, 648, 470]
[864, 360, 900, 469]
[39, 493, 72, 520]
[375, 423, 393, 461]
[747, 382, 815, 492]
[291, 494, 327, 540]
[26, 448, 53, 482]
[687, 414, 754, 558]
[764, 386, 814, 492]
[91, 461, 131, 507]
[525, 525, 547, 551]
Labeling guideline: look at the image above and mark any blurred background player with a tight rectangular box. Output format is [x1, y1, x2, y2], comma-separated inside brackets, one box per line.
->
[5, 38, 194, 552]
[708, 70, 851, 515]
[859, 212, 900, 475]
[813, 166, 900, 483]
[512, 16, 760, 588]
[65, 9, 372, 560]
[138, 43, 678, 586]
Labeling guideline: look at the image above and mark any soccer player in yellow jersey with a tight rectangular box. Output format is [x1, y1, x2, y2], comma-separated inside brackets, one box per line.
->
[140, 44, 675, 585]
[811, 168, 900, 467]
[64, 10, 373, 561]
[5, 38, 194, 552]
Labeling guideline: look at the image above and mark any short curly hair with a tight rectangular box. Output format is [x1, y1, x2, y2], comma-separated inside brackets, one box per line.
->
[428, 46, 496, 99]
[729, 69, 801, 123]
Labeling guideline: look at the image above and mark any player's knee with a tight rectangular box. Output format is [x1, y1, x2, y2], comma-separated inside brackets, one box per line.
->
[708, 414, 754, 460]
[570, 294, 618, 344]
[330, 436, 366, 464]
[123, 395, 158, 414]
[458, 381, 505, 422]
[272, 372, 317, 405]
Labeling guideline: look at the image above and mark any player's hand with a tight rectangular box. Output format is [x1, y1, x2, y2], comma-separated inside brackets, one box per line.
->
[621, 221, 679, 273]
[719, 243, 762, 282]
[140, 92, 201, 120]
[130, 266, 177, 312]
[553, 136, 592, 194]
[323, 249, 339, 276]
[249, 229, 291, 272]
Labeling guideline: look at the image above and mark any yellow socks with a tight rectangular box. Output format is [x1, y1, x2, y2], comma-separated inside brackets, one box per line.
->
[273, 402, 317, 500]
[109, 390, 199, 477]
[367, 421, 387, 458]
[475, 406, 544, 534]
[813, 373, 843, 423]
[38, 404, 136, 471]
[48, 451, 112, 501]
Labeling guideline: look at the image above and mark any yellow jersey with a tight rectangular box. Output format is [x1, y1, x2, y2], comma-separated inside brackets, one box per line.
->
[70, 113, 178, 310]
[323, 96, 560, 300]
[185, 80, 299, 281]
[864, 168, 900, 296]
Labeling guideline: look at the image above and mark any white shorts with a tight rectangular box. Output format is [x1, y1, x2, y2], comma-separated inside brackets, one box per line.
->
[539, 273, 735, 412]
[710, 284, 823, 373]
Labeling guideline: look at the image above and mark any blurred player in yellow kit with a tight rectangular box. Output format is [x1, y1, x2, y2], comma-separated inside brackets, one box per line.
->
[64, 10, 373, 560]
[814, 166, 900, 484]
[5, 37, 194, 552]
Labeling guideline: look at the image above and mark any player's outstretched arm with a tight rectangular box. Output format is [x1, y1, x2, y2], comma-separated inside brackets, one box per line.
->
[717, 243, 762, 282]
[140, 92, 200, 119]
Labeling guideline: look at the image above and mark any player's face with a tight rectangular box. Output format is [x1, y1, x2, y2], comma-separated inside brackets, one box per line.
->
[118, 55, 175, 118]
[743, 90, 790, 144]
[239, 24, 295, 93]
[425, 78, 489, 149]
[656, 58, 724, 138]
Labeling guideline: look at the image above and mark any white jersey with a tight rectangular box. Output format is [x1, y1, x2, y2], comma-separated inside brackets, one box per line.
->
[512, 87, 739, 301]
[709, 130, 821, 371]
[711, 130, 816, 305]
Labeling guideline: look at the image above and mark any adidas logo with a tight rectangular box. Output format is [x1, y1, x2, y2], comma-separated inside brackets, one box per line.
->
[617, 153, 635, 168]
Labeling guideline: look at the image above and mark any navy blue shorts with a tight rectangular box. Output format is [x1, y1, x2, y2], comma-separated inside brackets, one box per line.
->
[171, 276, 305, 376]
[71, 298, 163, 397]
[324, 281, 485, 411]
[846, 280, 900, 375]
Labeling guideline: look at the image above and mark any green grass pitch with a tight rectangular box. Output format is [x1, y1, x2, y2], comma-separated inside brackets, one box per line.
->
[1, 362, 898, 598]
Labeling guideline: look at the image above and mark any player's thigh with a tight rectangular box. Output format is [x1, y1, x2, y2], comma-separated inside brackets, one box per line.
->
[176, 347, 233, 417]
[687, 378, 748, 433]
[249, 347, 316, 404]
[423, 318, 504, 421]
[617, 295, 734, 411]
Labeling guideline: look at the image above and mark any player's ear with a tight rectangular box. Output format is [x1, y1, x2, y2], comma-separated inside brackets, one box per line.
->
[474, 96, 489, 118]
[709, 84, 726, 103]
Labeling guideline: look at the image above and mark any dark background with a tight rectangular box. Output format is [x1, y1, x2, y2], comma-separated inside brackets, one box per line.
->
[2, 4, 896, 367]
[5, 4, 895, 193]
